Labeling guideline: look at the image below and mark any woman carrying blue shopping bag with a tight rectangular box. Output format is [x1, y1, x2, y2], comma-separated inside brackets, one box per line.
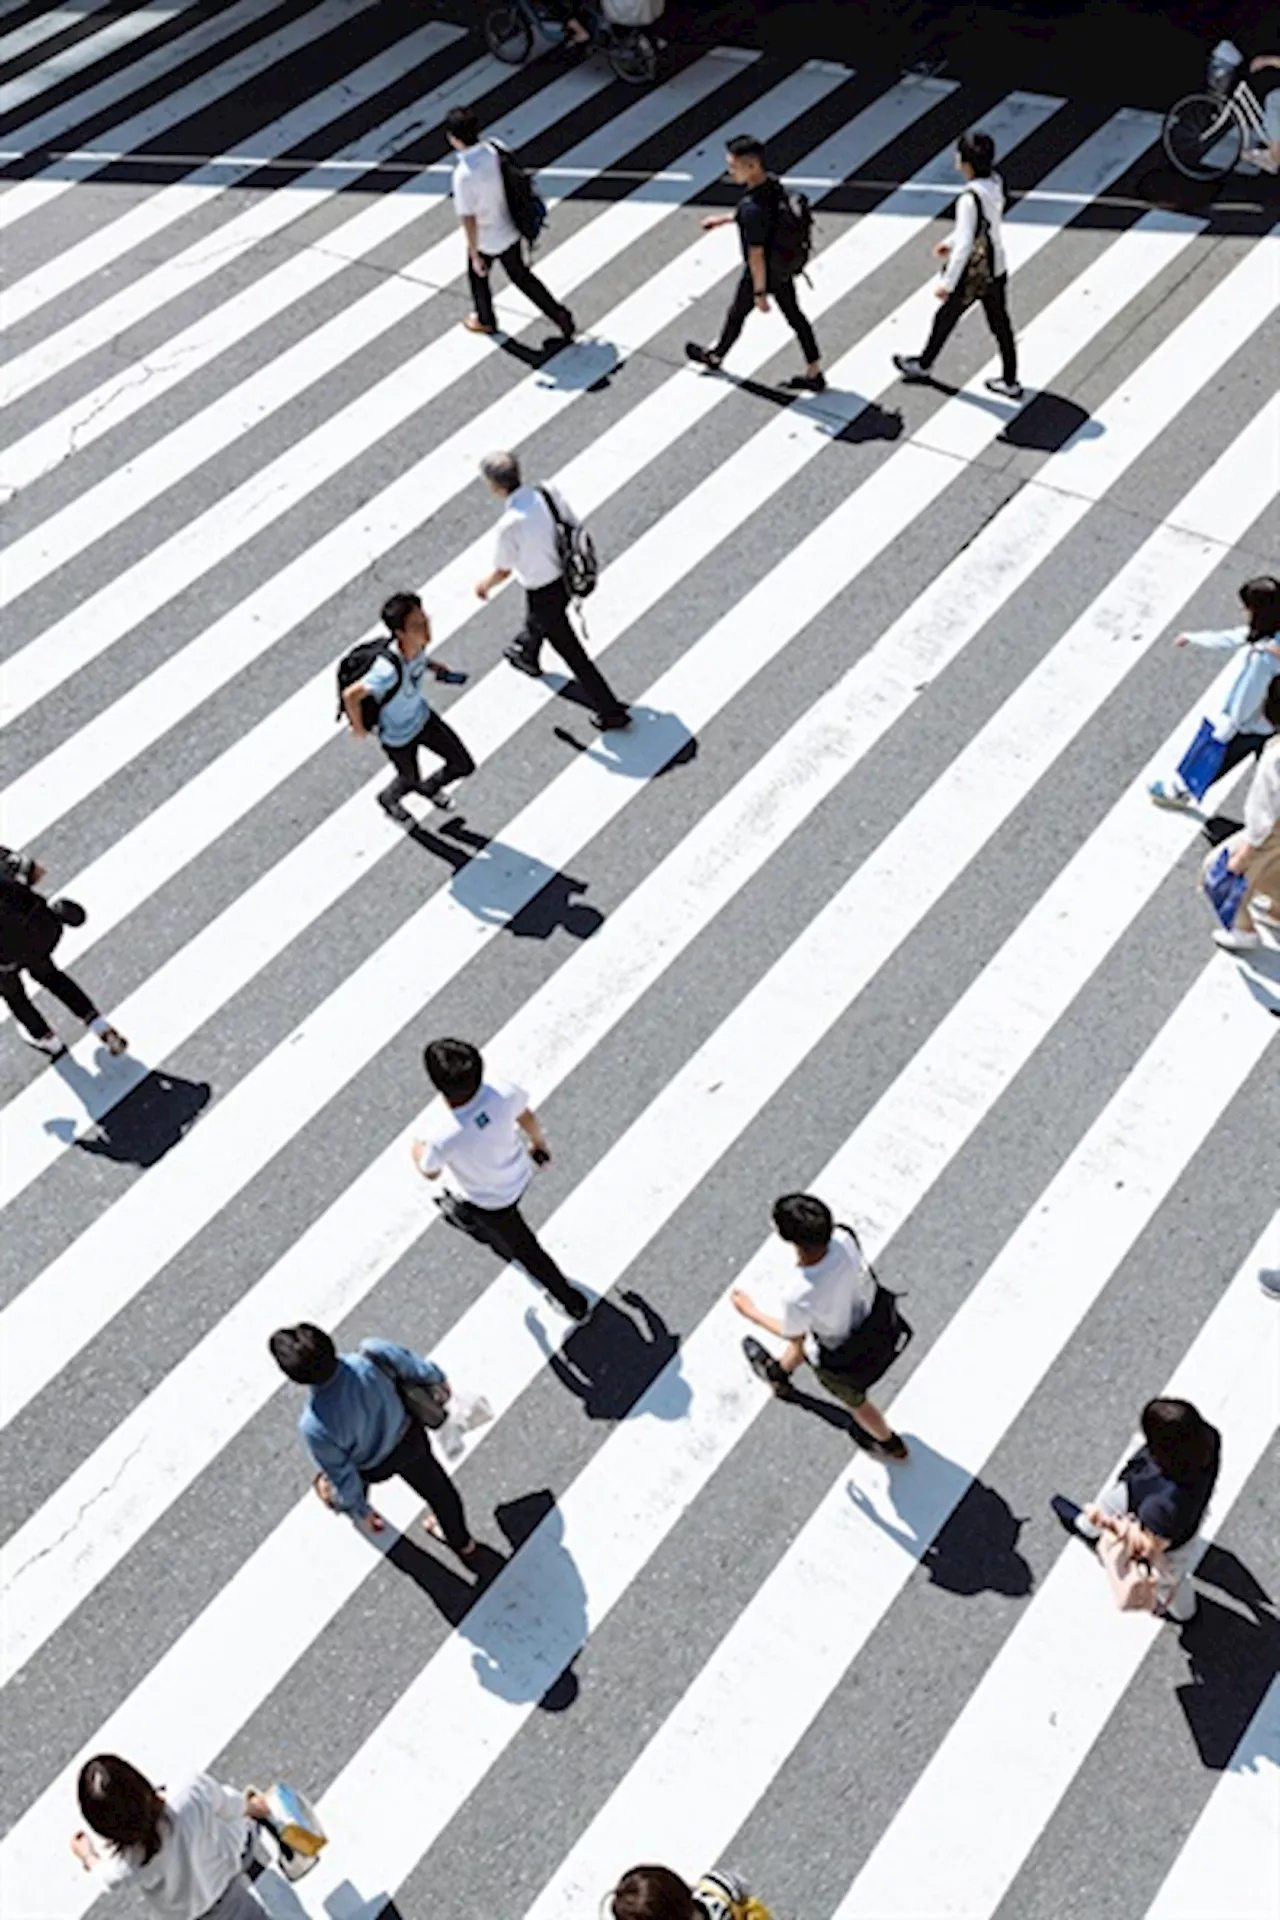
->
[1201, 677, 1280, 953]
[1149, 576, 1280, 809]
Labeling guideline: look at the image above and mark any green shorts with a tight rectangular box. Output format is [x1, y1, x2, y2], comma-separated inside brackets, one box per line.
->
[812, 1364, 868, 1410]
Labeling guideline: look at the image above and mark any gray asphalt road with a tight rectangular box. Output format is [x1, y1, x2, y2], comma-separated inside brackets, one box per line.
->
[1, 4, 1277, 1919]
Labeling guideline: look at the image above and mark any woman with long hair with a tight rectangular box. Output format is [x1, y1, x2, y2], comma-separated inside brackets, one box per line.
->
[1052, 1398, 1221, 1624]
[71, 1755, 271, 1918]
[1149, 574, 1280, 810]
[605, 1863, 771, 1920]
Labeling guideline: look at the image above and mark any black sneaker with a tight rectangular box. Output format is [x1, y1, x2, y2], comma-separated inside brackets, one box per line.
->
[590, 710, 631, 732]
[554, 1287, 591, 1321]
[685, 342, 721, 369]
[377, 780, 411, 821]
[864, 1432, 909, 1461]
[742, 1336, 795, 1399]
[785, 371, 827, 393]
[419, 782, 455, 812]
[892, 353, 930, 383]
[1050, 1493, 1091, 1541]
[504, 645, 543, 678]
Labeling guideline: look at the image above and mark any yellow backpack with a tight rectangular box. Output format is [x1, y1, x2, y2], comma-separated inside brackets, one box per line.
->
[693, 1869, 772, 1920]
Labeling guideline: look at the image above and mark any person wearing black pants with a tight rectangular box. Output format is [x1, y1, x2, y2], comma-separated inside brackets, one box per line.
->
[413, 1036, 592, 1322]
[475, 449, 630, 733]
[685, 133, 824, 392]
[446, 105, 574, 343]
[342, 592, 475, 820]
[0, 846, 127, 1059]
[270, 1324, 477, 1560]
[894, 128, 1023, 402]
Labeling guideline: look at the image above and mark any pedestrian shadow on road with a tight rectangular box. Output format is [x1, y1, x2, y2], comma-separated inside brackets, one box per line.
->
[1174, 1546, 1279, 1770]
[498, 335, 620, 392]
[470, 1490, 588, 1712]
[546, 704, 700, 785]
[691, 368, 905, 444]
[847, 1443, 1034, 1600]
[404, 817, 605, 942]
[524, 1289, 692, 1423]
[44, 1064, 212, 1168]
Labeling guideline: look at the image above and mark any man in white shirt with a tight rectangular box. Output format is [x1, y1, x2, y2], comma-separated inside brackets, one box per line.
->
[412, 1036, 591, 1321]
[446, 104, 574, 342]
[731, 1191, 909, 1459]
[475, 448, 631, 732]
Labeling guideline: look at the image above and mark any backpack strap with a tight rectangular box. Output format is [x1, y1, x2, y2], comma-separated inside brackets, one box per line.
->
[537, 484, 570, 532]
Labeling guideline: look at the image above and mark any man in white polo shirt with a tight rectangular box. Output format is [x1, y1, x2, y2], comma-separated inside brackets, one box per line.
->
[732, 1191, 909, 1460]
[474, 448, 631, 732]
[446, 104, 575, 342]
[412, 1036, 590, 1321]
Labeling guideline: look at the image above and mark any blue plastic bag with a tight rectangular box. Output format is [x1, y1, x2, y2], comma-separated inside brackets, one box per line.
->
[1176, 717, 1227, 801]
[1203, 845, 1248, 931]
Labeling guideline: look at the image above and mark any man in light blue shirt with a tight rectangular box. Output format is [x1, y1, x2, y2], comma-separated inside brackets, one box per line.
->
[269, 1323, 477, 1561]
[342, 592, 475, 820]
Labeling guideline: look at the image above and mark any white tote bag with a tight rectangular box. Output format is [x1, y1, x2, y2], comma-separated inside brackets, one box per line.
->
[437, 1388, 494, 1462]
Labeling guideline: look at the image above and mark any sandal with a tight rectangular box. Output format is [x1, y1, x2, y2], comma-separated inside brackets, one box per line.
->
[423, 1514, 477, 1557]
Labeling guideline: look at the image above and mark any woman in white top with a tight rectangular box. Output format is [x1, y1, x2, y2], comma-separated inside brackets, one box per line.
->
[894, 128, 1022, 401]
[1202, 674, 1280, 952]
[1149, 575, 1280, 809]
[71, 1755, 271, 1920]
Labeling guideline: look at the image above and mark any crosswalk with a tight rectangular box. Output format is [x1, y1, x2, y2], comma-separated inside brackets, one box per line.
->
[1, 2, 1277, 1916]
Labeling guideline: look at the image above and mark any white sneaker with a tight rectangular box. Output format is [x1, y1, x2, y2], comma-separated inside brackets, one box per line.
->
[1258, 1268, 1280, 1300]
[1148, 778, 1191, 809]
[984, 376, 1024, 401]
[1244, 147, 1279, 174]
[1213, 926, 1260, 952]
[21, 1031, 67, 1059]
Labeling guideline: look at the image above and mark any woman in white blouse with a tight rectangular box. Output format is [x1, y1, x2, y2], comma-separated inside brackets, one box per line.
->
[71, 1756, 271, 1920]
[893, 128, 1022, 401]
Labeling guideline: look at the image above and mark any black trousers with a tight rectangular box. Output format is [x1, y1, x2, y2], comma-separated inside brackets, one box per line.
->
[0, 949, 97, 1042]
[713, 268, 820, 366]
[1218, 730, 1268, 780]
[449, 1192, 580, 1312]
[921, 272, 1018, 383]
[514, 578, 628, 725]
[381, 711, 475, 799]
[366, 1420, 471, 1552]
[468, 241, 570, 336]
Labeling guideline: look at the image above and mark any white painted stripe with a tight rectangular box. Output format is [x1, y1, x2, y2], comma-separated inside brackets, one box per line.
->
[519, 1017, 1278, 1920]
[1, 48, 767, 574]
[3, 381, 1271, 1697]
[0, 1, 112, 65]
[0, 163, 1252, 1369]
[836, 1258, 1280, 1920]
[0, 55, 853, 796]
[0, 0, 377, 246]
[0, 0, 322, 161]
[1145, 1677, 1280, 1920]
[0, 1, 189, 118]
[0, 119, 1200, 1356]
[0, 3, 451, 385]
[2, 410, 1268, 1915]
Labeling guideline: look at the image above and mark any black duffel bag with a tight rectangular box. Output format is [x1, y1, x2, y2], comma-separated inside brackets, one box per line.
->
[814, 1222, 914, 1393]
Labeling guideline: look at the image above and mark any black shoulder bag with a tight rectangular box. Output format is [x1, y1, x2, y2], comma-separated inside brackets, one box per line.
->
[813, 1223, 914, 1392]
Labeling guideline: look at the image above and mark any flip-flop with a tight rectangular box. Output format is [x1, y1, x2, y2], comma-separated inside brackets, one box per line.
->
[423, 1514, 478, 1557]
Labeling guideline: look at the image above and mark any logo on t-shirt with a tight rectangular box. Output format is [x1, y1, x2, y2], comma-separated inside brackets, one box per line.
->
[474, 1112, 490, 1130]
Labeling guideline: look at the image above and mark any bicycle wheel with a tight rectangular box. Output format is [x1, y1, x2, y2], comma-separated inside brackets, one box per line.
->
[608, 30, 657, 85]
[485, 5, 534, 64]
[1162, 93, 1242, 179]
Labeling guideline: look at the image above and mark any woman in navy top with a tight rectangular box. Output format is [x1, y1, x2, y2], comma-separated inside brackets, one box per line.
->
[1053, 1399, 1221, 1623]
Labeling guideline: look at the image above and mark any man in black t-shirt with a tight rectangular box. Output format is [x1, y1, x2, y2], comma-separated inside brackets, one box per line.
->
[685, 133, 824, 392]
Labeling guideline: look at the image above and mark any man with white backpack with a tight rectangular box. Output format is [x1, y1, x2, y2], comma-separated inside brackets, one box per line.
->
[474, 448, 631, 733]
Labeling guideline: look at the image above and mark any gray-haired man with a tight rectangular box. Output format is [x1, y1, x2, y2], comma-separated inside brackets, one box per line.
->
[474, 450, 630, 733]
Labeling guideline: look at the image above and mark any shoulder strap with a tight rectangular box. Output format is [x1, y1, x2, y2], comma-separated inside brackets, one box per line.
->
[538, 485, 570, 531]
[833, 1221, 890, 1291]
[360, 1342, 400, 1385]
[965, 187, 989, 237]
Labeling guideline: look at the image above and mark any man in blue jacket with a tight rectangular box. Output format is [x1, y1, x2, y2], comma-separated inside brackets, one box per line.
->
[269, 1323, 476, 1561]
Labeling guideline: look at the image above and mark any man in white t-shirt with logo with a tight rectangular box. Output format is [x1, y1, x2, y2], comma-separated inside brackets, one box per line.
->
[446, 104, 574, 342]
[731, 1191, 908, 1460]
[412, 1036, 590, 1321]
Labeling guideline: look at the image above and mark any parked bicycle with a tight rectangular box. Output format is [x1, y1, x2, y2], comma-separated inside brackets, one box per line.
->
[1163, 39, 1276, 180]
[484, 0, 663, 87]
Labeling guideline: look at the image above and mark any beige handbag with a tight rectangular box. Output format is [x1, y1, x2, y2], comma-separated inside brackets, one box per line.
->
[1098, 1526, 1170, 1613]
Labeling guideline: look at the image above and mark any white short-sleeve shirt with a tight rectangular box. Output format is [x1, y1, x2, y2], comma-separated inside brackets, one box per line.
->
[88, 1773, 251, 1920]
[420, 1078, 532, 1209]
[493, 484, 571, 590]
[777, 1229, 875, 1358]
[451, 140, 520, 257]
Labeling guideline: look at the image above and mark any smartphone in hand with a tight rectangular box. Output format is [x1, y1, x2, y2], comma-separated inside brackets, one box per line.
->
[430, 663, 468, 685]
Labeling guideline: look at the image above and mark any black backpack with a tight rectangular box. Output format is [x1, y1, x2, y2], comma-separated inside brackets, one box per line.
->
[494, 142, 547, 247]
[813, 1223, 914, 1392]
[539, 487, 599, 600]
[335, 640, 402, 731]
[768, 179, 815, 280]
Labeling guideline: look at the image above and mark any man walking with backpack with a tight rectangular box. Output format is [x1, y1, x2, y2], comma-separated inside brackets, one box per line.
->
[474, 450, 630, 733]
[685, 133, 824, 393]
[339, 592, 475, 820]
[445, 105, 574, 344]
